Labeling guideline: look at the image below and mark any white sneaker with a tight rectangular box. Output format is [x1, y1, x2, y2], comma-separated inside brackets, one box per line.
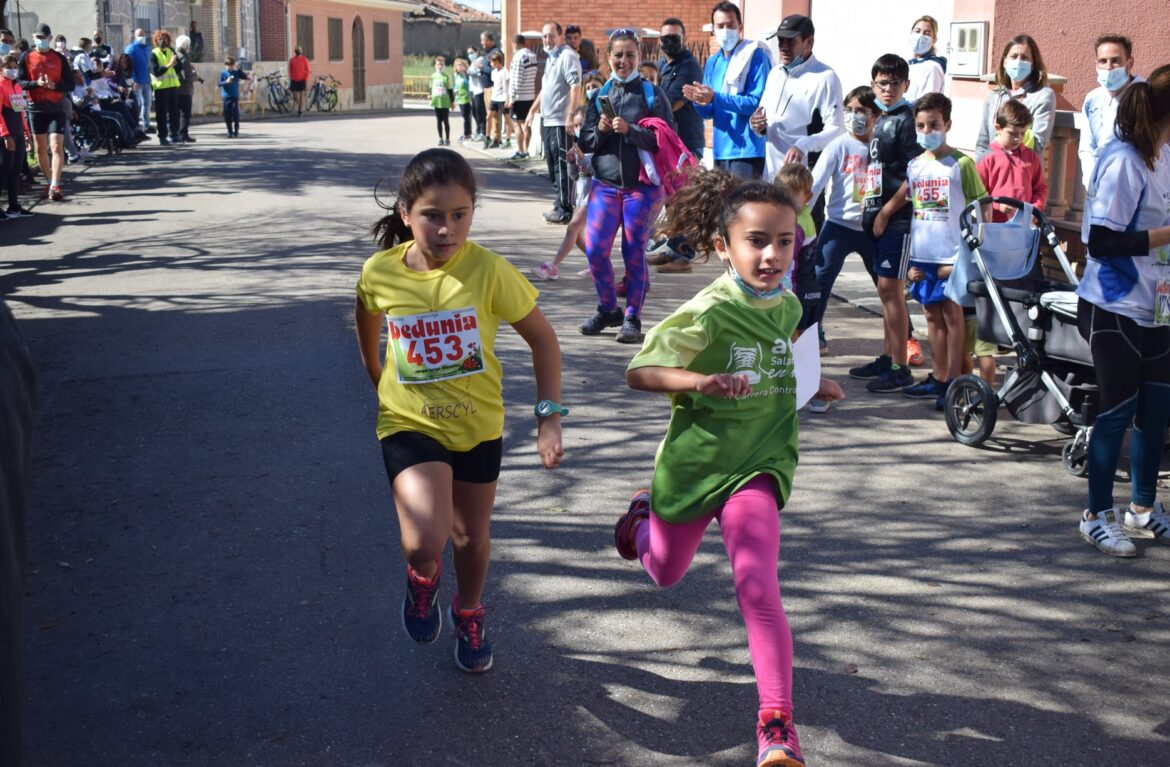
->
[1080, 509, 1137, 557]
[531, 261, 559, 281]
[1124, 500, 1170, 544]
[78, 149, 97, 159]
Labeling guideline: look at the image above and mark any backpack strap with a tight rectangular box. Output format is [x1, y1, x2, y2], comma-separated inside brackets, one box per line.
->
[593, 77, 655, 112]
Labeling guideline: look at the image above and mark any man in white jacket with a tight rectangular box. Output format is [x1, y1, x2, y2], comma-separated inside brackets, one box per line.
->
[749, 15, 844, 181]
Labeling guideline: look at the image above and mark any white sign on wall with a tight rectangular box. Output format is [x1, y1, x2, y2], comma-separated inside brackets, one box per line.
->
[949, 21, 988, 79]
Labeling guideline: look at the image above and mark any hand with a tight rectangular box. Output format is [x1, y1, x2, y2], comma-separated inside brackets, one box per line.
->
[907, 266, 924, 282]
[696, 373, 752, 398]
[598, 113, 613, 133]
[524, 113, 536, 128]
[611, 116, 629, 135]
[536, 418, 564, 469]
[816, 377, 845, 402]
[750, 106, 767, 135]
[872, 209, 889, 238]
[783, 146, 806, 165]
[2, 137, 13, 152]
[682, 82, 713, 105]
[565, 144, 582, 164]
[505, 100, 512, 109]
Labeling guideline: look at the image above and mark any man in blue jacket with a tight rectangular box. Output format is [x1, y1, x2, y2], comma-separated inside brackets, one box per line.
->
[124, 27, 153, 133]
[681, 1, 770, 179]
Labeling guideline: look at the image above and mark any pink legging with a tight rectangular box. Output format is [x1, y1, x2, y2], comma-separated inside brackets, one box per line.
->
[635, 474, 793, 715]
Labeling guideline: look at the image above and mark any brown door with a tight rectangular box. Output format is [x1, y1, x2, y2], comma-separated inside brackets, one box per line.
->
[352, 18, 366, 103]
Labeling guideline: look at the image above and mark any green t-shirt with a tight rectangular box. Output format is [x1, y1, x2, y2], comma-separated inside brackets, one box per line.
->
[429, 71, 452, 109]
[797, 206, 816, 241]
[627, 273, 803, 523]
[453, 72, 471, 105]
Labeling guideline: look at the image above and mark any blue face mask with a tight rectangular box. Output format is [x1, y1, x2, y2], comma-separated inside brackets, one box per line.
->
[728, 266, 785, 300]
[0, 42, 10, 56]
[875, 98, 909, 113]
[909, 33, 932, 57]
[916, 131, 945, 151]
[714, 28, 740, 54]
[785, 54, 805, 72]
[35, 37, 50, 51]
[1097, 66, 1129, 92]
[609, 69, 639, 84]
[1003, 59, 1032, 83]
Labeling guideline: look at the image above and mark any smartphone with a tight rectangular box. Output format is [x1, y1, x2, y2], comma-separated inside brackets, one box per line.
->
[598, 94, 616, 120]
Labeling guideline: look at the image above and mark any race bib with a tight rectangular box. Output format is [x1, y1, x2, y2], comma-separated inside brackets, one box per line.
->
[387, 307, 485, 384]
[863, 164, 882, 199]
[432, 84, 446, 98]
[1156, 281, 1170, 326]
[911, 176, 950, 220]
[843, 154, 867, 203]
[9, 94, 27, 113]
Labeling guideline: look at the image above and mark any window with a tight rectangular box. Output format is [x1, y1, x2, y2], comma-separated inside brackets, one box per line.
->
[295, 14, 314, 60]
[373, 22, 389, 61]
[328, 17, 343, 61]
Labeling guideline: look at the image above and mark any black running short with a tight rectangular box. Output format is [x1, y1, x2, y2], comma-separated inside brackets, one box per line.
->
[289, 79, 306, 92]
[380, 431, 503, 484]
[510, 99, 533, 121]
[31, 110, 66, 135]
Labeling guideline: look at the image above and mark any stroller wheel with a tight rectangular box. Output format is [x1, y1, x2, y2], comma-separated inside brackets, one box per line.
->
[1061, 437, 1089, 478]
[945, 374, 998, 446]
[1052, 418, 1077, 436]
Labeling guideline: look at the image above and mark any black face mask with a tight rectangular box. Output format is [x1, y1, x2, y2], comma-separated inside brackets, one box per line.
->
[660, 35, 683, 57]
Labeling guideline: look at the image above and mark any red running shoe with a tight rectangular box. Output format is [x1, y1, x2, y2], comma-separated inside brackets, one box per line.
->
[756, 710, 804, 767]
[907, 336, 925, 366]
[614, 489, 650, 560]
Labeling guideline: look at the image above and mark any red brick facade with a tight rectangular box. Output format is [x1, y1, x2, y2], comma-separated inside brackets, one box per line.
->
[521, 3, 712, 58]
[259, 0, 290, 61]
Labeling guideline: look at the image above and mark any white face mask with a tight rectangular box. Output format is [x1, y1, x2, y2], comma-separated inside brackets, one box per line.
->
[909, 32, 932, 56]
[714, 28, 740, 53]
[844, 112, 868, 136]
[2, 68, 17, 80]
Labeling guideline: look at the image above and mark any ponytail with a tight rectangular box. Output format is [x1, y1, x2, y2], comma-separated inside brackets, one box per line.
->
[369, 148, 478, 251]
[1115, 64, 1170, 170]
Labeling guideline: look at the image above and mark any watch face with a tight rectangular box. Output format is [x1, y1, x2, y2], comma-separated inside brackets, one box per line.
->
[537, 401, 552, 416]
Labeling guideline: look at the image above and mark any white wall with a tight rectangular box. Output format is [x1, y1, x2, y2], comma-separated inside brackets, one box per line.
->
[808, 0, 983, 152]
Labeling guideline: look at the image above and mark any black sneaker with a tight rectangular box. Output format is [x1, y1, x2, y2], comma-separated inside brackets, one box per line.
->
[579, 306, 624, 335]
[449, 598, 493, 673]
[866, 364, 915, 393]
[616, 316, 643, 344]
[849, 354, 891, 380]
[5, 208, 33, 218]
[401, 562, 442, 644]
[543, 209, 571, 225]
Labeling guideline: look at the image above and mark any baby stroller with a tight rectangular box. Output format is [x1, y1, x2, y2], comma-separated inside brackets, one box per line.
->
[942, 197, 1097, 477]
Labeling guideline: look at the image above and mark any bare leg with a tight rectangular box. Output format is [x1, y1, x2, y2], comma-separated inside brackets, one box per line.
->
[551, 205, 588, 267]
[48, 134, 64, 186]
[978, 355, 997, 385]
[391, 462, 454, 579]
[942, 301, 966, 382]
[923, 304, 946, 380]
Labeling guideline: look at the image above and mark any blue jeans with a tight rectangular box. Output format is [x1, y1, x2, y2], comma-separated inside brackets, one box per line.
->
[222, 98, 240, 134]
[814, 220, 877, 326]
[715, 157, 765, 180]
[136, 83, 153, 131]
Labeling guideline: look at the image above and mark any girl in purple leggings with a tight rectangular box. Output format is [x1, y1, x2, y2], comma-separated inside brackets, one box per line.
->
[575, 28, 675, 344]
[613, 169, 843, 767]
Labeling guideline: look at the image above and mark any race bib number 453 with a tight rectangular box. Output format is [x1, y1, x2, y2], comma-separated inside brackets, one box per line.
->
[388, 307, 485, 384]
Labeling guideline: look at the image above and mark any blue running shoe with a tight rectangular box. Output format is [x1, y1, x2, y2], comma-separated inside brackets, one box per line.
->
[903, 373, 946, 399]
[401, 562, 442, 644]
[450, 598, 494, 673]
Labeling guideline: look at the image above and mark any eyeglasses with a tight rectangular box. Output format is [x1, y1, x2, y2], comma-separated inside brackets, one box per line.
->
[609, 27, 640, 40]
[872, 79, 904, 90]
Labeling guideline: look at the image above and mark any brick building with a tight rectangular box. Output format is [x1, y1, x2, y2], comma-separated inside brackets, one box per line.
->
[4, 0, 193, 52]
[258, 0, 419, 109]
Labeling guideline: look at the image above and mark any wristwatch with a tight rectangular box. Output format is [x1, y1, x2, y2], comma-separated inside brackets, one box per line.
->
[534, 400, 569, 417]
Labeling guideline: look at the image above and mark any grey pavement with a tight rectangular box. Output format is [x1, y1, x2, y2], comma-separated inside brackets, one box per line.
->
[3, 110, 1170, 767]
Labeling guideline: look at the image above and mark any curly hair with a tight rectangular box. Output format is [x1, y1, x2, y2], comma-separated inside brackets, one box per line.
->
[660, 168, 799, 259]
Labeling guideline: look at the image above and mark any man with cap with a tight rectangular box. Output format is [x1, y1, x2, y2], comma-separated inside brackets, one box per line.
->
[17, 23, 73, 201]
[750, 14, 844, 181]
[682, 1, 771, 179]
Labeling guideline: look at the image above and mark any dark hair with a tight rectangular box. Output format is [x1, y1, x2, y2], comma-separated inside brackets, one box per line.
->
[1115, 64, 1170, 170]
[78, 37, 92, 49]
[1095, 34, 1133, 59]
[512, 33, 526, 46]
[912, 92, 951, 122]
[872, 53, 909, 81]
[481, 31, 497, 44]
[372, 149, 478, 250]
[662, 17, 686, 34]
[710, 1, 742, 27]
[488, 50, 503, 63]
[844, 85, 877, 113]
[544, 22, 563, 36]
[660, 168, 799, 257]
[996, 34, 1048, 88]
[565, 25, 581, 35]
[0, 29, 13, 39]
[995, 98, 1033, 128]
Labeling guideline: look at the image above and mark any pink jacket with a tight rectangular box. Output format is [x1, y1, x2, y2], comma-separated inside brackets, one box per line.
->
[977, 142, 1048, 222]
[0, 77, 26, 138]
[636, 116, 698, 197]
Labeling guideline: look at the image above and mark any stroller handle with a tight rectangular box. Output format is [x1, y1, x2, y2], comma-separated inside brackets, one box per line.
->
[960, 196, 1055, 249]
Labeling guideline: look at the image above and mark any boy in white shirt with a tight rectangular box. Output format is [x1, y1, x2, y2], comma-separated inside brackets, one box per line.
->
[486, 51, 509, 149]
[898, 93, 988, 407]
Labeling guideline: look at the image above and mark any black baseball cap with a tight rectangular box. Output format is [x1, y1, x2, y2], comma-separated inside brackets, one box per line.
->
[768, 15, 814, 39]
[35, 23, 52, 37]
[565, 25, 581, 34]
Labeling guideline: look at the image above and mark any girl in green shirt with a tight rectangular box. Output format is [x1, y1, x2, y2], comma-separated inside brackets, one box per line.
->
[613, 168, 843, 767]
[452, 58, 472, 141]
[429, 56, 453, 145]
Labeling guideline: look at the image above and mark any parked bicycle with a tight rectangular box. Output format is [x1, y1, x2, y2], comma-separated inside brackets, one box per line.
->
[263, 72, 291, 114]
[306, 75, 340, 113]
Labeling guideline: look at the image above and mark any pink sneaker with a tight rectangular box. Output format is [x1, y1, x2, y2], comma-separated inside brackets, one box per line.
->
[532, 261, 559, 281]
[614, 489, 650, 560]
[756, 710, 804, 767]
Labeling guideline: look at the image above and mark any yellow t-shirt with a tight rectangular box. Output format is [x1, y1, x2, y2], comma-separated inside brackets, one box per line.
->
[355, 240, 538, 451]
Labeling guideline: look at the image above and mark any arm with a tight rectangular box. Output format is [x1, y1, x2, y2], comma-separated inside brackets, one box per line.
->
[354, 298, 384, 388]
[564, 82, 581, 125]
[627, 366, 753, 398]
[710, 49, 769, 117]
[1028, 87, 1057, 157]
[808, 140, 838, 203]
[510, 307, 564, 469]
[796, 75, 846, 158]
[975, 94, 994, 160]
[873, 181, 910, 237]
[576, 95, 610, 154]
[1088, 225, 1170, 257]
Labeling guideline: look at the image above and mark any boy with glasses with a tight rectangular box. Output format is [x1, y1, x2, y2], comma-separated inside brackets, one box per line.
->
[853, 54, 923, 393]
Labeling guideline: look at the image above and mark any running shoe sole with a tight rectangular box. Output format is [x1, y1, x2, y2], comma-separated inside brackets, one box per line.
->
[757, 749, 804, 767]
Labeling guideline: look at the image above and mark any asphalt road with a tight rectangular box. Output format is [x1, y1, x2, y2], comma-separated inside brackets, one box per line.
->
[4, 111, 1170, 767]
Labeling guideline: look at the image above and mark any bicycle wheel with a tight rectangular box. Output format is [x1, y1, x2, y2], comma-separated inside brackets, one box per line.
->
[72, 111, 105, 155]
[321, 88, 338, 112]
[267, 86, 287, 113]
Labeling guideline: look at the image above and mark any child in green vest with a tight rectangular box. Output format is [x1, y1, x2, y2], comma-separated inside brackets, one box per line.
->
[452, 58, 472, 142]
[429, 56, 453, 146]
[613, 168, 843, 767]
